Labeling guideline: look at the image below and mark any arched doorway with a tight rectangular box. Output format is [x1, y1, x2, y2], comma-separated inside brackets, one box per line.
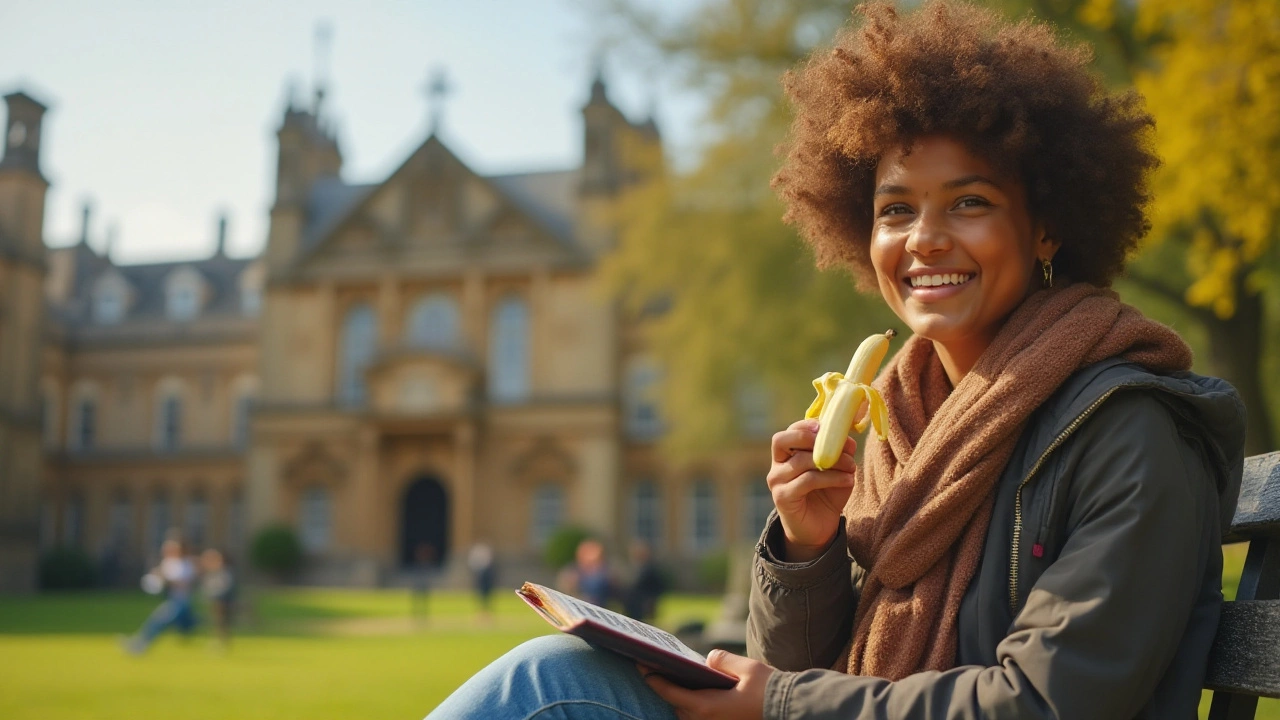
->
[400, 476, 449, 568]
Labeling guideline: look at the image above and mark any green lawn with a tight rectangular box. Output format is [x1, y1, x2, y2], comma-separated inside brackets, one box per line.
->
[0, 549, 1274, 719]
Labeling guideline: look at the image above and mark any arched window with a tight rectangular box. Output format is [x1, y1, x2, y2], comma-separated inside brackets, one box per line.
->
[232, 393, 253, 448]
[165, 267, 203, 321]
[406, 294, 459, 350]
[92, 274, 129, 325]
[185, 491, 209, 548]
[630, 480, 662, 549]
[74, 397, 96, 452]
[742, 476, 775, 540]
[108, 492, 133, 554]
[337, 304, 377, 406]
[300, 486, 332, 552]
[488, 296, 529, 401]
[624, 358, 662, 440]
[148, 492, 171, 557]
[155, 392, 182, 452]
[530, 484, 564, 548]
[687, 479, 720, 554]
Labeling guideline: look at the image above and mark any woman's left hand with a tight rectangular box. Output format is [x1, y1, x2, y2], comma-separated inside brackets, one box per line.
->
[641, 649, 774, 720]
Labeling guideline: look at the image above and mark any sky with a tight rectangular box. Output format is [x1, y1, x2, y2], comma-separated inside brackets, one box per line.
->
[0, 0, 702, 264]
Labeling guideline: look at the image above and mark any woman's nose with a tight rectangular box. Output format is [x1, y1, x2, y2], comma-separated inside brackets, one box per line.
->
[905, 209, 952, 257]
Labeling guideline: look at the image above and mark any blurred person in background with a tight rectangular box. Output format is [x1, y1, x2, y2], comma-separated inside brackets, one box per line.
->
[622, 540, 665, 623]
[467, 541, 497, 620]
[200, 548, 236, 650]
[122, 536, 198, 655]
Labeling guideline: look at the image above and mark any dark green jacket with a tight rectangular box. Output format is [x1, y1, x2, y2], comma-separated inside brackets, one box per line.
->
[748, 360, 1246, 719]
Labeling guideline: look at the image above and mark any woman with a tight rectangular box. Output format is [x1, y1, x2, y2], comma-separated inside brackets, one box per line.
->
[428, 1, 1245, 718]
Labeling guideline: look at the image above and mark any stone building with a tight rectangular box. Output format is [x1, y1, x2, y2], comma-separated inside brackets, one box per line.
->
[0, 76, 776, 591]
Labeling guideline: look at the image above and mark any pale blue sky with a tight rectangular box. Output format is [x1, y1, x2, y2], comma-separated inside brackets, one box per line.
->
[1, 0, 702, 263]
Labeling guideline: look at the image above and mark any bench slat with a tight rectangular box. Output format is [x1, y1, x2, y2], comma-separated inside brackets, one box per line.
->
[1205, 600, 1280, 698]
[1226, 452, 1280, 542]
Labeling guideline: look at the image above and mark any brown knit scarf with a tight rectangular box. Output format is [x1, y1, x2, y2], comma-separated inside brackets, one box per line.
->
[838, 283, 1193, 680]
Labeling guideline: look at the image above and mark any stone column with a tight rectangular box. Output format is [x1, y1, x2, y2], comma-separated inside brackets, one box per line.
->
[352, 424, 383, 586]
[452, 421, 477, 571]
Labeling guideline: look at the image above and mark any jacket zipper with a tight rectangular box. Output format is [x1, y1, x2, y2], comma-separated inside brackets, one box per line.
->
[1008, 387, 1123, 614]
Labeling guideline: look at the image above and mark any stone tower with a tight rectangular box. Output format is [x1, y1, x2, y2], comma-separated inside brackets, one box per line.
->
[0, 90, 51, 592]
[265, 85, 343, 274]
[577, 68, 663, 256]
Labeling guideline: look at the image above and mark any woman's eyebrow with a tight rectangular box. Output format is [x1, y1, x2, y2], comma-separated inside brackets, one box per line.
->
[943, 174, 1000, 190]
[873, 183, 910, 197]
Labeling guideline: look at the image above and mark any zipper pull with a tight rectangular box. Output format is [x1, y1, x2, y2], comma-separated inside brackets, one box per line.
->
[1031, 543, 1044, 559]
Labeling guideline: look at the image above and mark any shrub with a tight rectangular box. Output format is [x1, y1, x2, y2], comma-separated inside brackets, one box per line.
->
[543, 525, 593, 570]
[696, 551, 730, 593]
[250, 524, 303, 578]
[39, 547, 97, 590]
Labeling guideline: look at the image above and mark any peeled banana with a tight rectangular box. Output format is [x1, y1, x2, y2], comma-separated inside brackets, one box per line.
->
[804, 330, 895, 470]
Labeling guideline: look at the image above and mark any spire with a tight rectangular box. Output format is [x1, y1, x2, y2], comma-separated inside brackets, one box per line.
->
[589, 54, 608, 104]
[79, 200, 92, 246]
[312, 21, 333, 116]
[424, 66, 452, 134]
[104, 221, 118, 262]
[215, 212, 228, 257]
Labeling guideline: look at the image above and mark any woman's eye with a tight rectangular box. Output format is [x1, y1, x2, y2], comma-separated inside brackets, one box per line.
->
[879, 203, 912, 216]
[954, 196, 991, 209]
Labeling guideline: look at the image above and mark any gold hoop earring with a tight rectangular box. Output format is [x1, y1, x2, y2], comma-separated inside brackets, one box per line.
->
[1041, 258, 1054, 288]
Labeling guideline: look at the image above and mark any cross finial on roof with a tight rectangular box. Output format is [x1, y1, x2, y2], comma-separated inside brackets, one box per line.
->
[425, 66, 452, 134]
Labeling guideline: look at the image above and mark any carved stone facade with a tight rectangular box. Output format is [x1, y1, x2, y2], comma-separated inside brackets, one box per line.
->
[0, 75, 776, 590]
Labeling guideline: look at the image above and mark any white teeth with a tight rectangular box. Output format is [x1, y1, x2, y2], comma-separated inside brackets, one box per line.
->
[909, 273, 972, 288]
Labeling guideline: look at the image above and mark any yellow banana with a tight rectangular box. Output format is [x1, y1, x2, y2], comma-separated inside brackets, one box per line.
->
[804, 329, 895, 470]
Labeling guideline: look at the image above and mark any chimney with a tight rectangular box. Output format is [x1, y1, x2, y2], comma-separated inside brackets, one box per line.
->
[79, 200, 92, 246]
[215, 212, 228, 257]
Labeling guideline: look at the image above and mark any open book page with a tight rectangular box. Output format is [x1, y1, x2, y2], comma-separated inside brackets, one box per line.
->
[518, 582, 708, 663]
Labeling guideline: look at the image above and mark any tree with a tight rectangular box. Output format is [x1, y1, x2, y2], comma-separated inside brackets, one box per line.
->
[594, 0, 1278, 456]
[596, 0, 896, 458]
[1072, 0, 1280, 454]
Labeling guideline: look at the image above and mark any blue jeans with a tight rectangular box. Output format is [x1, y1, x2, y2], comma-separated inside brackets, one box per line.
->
[427, 635, 680, 719]
[129, 596, 197, 652]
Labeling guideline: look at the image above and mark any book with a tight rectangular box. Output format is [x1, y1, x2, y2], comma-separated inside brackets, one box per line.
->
[516, 581, 738, 690]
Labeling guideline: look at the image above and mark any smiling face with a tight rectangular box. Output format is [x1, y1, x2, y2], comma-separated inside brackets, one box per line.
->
[870, 135, 1058, 381]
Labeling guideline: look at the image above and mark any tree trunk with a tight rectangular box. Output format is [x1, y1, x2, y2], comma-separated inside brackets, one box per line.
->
[1203, 286, 1276, 456]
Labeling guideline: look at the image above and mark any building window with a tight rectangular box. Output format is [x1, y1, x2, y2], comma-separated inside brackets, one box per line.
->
[75, 398, 96, 452]
[736, 380, 772, 439]
[62, 495, 84, 549]
[41, 386, 60, 449]
[742, 477, 774, 540]
[165, 270, 202, 321]
[530, 484, 564, 548]
[185, 492, 209, 549]
[406, 294, 459, 350]
[227, 490, 245, 551]
[232, 394, 252, 448]
[300, 486, 332, 553]
[156, 394, 182, 452]
[93, 284, 126, 325]
[687, 479, 720, 554]
[488, 296, 529, 402]
[624, 359, 662, 440]
[631, 480, 662, 549]
[108, 493, 133, 554]
[148, 493, 171, 558]
[337, 304, 377, 406]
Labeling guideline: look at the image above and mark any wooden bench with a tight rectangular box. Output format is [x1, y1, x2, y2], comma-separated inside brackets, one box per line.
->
[1206, 451, 1280, 719]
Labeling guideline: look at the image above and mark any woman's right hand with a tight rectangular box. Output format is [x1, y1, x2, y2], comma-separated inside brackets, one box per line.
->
[767, 418, 857, 563]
